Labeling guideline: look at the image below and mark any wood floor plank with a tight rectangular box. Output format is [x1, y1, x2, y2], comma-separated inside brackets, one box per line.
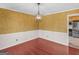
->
[0, 38, 69, 55]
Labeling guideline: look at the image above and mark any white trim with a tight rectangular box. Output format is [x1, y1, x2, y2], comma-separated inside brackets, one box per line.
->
[0, 30, 37, 50]
[38, 30, 68, 46]
[68, 13, 79, 17]
[67, 14, 70, 52]
[67, 13, 79, 17]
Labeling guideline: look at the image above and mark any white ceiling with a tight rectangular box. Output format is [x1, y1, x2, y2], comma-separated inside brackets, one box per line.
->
[0, 3, 79, 16]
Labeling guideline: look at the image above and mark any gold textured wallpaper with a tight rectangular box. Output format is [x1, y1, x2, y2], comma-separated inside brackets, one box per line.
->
[0, 8, 79, 34]
[0, 8, 36, 34]
[39, 9, 79, 33]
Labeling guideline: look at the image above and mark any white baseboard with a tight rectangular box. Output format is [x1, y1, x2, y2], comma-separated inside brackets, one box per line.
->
[0, 30, 37, 50]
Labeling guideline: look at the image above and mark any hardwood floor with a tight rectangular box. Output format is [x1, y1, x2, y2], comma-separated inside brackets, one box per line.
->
[0, 38, 68, 55]
[69, 47, 79, 55]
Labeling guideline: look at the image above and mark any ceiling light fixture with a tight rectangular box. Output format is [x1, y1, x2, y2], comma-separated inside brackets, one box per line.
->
[36, 3, 42, 21]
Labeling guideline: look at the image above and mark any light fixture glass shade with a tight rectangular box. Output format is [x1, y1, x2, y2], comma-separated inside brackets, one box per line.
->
[36, 15, 42, 20]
